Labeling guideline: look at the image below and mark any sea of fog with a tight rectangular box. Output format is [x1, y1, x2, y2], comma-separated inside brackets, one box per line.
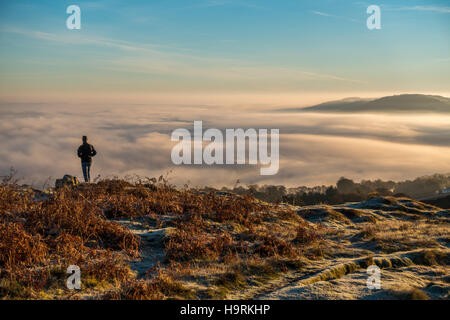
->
[1, 102, 450, 188]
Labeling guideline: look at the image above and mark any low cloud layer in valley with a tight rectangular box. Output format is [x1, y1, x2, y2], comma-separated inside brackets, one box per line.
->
[1, 101, 450, 188]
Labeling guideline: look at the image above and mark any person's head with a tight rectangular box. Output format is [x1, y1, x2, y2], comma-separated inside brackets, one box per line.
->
[82, 136, 87, 143]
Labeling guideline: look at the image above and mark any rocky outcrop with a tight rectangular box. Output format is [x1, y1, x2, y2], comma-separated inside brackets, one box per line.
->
[55, 174, 79, 189]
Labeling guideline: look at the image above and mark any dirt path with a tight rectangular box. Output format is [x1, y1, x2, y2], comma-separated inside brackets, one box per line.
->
[116, 217, 172, 278]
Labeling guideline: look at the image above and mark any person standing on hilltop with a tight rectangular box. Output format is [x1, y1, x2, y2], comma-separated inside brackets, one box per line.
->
[77, 136, 97, 183]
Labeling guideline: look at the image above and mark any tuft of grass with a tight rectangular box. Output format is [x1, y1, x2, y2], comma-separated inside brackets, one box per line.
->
[0, 279, 28, 299]
[359, 225, 378, 239]
[335, 208, 363, 219]
[214, 270, 247, 293]
[106, 272, 195, 300]
[388, 288, 430, 300]
[293, 225, 321, 245]
[412, 249, 449, 266]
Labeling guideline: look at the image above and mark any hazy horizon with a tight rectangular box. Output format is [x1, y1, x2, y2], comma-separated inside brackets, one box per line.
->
[2, 97, 450, 188]
[1, 0, 449, 187]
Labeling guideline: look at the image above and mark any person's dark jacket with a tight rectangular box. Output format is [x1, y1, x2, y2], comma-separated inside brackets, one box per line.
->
[77, 143, 97, 163]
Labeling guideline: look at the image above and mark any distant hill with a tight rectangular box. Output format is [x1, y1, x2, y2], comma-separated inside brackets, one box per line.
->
[281, 94, 450, 113]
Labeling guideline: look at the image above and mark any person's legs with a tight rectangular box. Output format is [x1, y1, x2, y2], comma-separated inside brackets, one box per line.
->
[86, 162, 91, 182]
[81, 162, 91, 183]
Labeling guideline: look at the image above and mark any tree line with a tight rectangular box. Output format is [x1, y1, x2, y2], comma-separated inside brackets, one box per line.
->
[205, 173, 450, 206]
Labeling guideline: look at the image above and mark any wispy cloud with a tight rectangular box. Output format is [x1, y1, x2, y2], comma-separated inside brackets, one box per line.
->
[311, 10, 333, 17]
[102, 58, 368, 85]
[1, 27, 366, 87]
[311, 10, 358, 22]
[384, 5, 450, 14]
[2, 27, 170, 52]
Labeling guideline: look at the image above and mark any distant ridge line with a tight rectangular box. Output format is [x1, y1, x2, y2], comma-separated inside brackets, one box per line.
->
[279, 94, 450, 113]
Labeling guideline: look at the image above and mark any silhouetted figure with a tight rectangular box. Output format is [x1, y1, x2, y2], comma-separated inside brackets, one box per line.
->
[77, 136, 97, 183]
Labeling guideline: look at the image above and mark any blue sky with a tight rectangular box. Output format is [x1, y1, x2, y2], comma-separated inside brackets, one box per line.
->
[0, 0, 449, 100]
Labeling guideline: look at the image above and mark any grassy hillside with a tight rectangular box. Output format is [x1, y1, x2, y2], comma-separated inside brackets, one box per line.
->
[0, 177, 320, 299]
[0, 175, 448, 300]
